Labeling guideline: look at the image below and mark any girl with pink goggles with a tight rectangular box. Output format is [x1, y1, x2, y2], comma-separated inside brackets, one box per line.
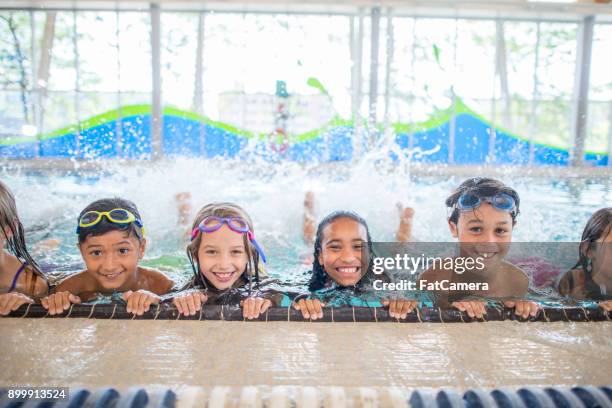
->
[191, 216, 267, 263]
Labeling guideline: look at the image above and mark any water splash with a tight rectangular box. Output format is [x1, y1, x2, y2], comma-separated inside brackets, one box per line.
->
[1, 153, 610, 293]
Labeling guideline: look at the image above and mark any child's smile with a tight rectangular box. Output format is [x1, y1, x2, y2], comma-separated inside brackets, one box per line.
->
[211, 270, 237, 283]
[333, 265, 362, 278]
[96, 268, 126, 282]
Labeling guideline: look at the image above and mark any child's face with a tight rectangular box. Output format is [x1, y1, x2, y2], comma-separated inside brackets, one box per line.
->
[197, 224, 248, 290]
[318, 218, 368, 287]
[79, 230, 145, 290]
[449, 202, 513, 269]
[588, 229, 612, 279]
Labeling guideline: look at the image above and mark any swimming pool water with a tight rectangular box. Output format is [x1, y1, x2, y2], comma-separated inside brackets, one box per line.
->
[2, 158, 611, 300]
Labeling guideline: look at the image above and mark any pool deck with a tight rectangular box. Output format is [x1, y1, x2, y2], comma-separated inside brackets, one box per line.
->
[1, 319, 610, 389]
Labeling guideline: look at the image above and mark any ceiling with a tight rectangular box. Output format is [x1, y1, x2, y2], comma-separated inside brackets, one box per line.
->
[1, 0, 611, 21]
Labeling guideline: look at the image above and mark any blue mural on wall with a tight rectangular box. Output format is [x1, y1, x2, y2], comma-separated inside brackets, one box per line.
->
[1, 109, 608, 166]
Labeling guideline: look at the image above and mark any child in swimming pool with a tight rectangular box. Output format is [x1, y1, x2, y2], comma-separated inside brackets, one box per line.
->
[557, 208, 612, 311]
[41, 197, 174, 315]
[418, 177, 539, 319]
[0, 181, 48, 315]
[172, 202, 280, 319]
[302, 192, 416, 244]
[295, 210, 418, 320]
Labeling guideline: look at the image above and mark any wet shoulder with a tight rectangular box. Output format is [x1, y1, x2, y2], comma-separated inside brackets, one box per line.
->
[22, 266, 49, 298]
[54, 270, 96, 295]
[557, 267, 585, 298]
[0, 264, 48, 298]
[502, 261, 529, 291]
[0, 254, 24, 291]
[137, 266, 174, 295]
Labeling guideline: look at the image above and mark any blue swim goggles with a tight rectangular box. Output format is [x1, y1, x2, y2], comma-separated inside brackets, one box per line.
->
[456, 192, 516, 214]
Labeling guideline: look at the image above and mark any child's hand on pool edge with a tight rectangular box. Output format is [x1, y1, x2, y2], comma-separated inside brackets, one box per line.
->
[173, 291, 208, 316]
[382, 299, 418, 319]
[0, 292, 34, 316]
[451, 301, 486, 318]
[598, 300, 612, 312]
[240, 297, 272, 320]
[503, 300, 540, 318]
[122, 290, 160, 316]
[293, 298, 325, 320]
[41, 291, 81, 315]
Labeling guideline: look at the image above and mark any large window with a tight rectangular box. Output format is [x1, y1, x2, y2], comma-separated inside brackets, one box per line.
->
[587, 24, 612, 156]
[201, 13, 351, 133]
[0, 6, 609, 164]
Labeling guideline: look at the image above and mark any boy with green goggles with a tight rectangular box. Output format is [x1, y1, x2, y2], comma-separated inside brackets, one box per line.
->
[76, 208, 145, 237]
[43, 198, 172, 316]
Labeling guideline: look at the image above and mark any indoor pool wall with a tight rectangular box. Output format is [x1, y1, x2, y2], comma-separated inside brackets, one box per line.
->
[1, 102, 609, 166]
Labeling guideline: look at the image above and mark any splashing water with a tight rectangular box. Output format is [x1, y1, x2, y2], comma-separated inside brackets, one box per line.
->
[2, 152, 611, 297]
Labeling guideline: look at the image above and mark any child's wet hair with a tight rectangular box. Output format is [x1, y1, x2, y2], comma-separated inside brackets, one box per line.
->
[0, 180, 42, 277]
[77, 197, 144, 244]
[309, 210, 373, 291]
[446, 177, 521, 224]
[186, 202, 261, 289]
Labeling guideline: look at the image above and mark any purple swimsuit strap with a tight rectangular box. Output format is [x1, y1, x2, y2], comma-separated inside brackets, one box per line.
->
[8, 261, 28, 293]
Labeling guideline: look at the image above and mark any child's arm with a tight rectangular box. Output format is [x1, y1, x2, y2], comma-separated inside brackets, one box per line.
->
[558, 269, 611, 312]
[500, 263, 540, 318]
[26, 268, 49, 299]
[419, 268, 487, 318]
[504, 262, 530, 296]
[32, 274, 49, 298]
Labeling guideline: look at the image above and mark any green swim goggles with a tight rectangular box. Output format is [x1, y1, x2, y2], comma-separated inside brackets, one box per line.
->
[76, 208, 145, 235]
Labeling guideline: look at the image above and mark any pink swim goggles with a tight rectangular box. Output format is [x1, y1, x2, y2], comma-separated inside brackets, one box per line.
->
[191, 216, 267, 263]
